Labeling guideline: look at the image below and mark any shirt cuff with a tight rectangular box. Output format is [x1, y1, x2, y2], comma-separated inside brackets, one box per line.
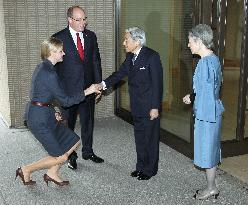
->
[101, 81, 107, 90]
[54, 106, 61, 113]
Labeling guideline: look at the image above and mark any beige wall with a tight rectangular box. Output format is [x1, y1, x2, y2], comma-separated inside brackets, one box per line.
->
[0, 0, 115, 128]
[0, 0, 11, 126]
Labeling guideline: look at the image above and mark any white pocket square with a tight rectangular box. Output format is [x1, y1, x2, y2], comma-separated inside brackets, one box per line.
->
[140, 67, 146, 70]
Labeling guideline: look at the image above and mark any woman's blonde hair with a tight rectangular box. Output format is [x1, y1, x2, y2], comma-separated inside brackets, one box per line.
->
[41, 37, 63, 60]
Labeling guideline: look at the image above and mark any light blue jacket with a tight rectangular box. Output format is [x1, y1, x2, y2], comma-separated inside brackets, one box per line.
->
[193, 55, 224, 122]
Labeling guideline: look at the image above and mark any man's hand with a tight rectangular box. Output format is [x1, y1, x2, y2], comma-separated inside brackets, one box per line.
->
[150, 109, 159, 120]
[95, 91, 102, 103]
[183, 94, 191, 104]
[85, 84, 102, 96]
[55, 112, 63, 121]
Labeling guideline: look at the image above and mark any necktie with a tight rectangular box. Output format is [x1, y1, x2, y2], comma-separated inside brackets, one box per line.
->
[132, 54, 137, 65]
[76, 33, 84, 61]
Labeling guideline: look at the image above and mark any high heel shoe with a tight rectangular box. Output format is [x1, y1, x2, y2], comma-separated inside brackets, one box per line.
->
[43, 174, 69, 186]
[15, 167, 36, 185]
[193, 189, 219, 200]
[193, 189, 200, 198]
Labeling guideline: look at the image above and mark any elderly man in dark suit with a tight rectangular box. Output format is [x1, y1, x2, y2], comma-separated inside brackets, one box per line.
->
[100, 27, 163, 180]
[53, 5, 104, 170]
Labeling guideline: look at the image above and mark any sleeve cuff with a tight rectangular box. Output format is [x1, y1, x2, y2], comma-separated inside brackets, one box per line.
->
[101, 81, 107, 90]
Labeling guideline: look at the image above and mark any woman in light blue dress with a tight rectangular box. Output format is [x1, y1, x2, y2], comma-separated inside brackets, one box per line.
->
[183, 24, 224, 200]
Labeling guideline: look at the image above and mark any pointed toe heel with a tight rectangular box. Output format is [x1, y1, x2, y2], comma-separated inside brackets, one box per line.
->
[15, 167, 36, 185]
[43, 174, 69, 187]
[214, 192, 220, 199]
[43, 174, 49, 186]
[193, 189, 200, 198]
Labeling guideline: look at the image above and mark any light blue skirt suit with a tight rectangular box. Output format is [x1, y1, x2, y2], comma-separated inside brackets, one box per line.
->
[193, 54, 225, 169]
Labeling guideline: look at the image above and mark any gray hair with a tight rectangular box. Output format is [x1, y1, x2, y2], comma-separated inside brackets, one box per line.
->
[125, 27, 146, 46]
[189, 24, 214, 49]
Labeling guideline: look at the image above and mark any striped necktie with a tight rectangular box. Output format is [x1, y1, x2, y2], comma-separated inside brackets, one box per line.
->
[132, 54, 137, 65]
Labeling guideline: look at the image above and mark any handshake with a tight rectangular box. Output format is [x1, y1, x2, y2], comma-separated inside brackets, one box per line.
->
[84, 83, 104, 96]
[55, 83, 105, 122]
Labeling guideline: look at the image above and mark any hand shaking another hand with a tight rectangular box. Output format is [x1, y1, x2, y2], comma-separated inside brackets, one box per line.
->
[84, 83, 103, 96]
[95, 83, 104, 103]
[93, 83, 103, 93]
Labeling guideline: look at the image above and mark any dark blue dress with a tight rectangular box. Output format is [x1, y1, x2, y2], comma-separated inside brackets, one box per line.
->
[25, 59, 85, 157]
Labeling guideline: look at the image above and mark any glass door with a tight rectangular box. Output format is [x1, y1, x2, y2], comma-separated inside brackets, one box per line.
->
[116, 0, 194, 144]
[211, 0, 248, 156]
[115, 0, 248, 158]
[221, 0, 244, 141]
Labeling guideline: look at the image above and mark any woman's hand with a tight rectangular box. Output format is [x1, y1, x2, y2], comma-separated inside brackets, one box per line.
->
[84, 84, 102, 96]
[183, 94, 191, 104]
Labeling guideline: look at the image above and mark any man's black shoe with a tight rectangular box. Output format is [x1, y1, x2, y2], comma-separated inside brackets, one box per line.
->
[130, 170, 143, 177]
[82, 154, 104, 163]
[137, 173, 151, 180]
[68, 158, 77, 170]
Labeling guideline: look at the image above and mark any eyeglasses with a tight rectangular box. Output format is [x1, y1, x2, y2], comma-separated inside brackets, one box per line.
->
[70, 16, 87, 22]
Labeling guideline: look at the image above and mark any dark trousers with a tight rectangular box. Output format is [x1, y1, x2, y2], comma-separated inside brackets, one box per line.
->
[133, 116, 160, 177]
[62, 95, 95, 158]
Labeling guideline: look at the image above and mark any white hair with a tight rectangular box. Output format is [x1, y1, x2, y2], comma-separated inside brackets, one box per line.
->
[125, 27, 146, 46]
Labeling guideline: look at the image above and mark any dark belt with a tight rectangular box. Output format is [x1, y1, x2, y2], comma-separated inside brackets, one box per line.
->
[31, 101, 51, 107]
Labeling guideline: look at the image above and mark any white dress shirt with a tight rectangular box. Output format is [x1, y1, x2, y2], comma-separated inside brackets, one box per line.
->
[133, 47, 142, 61]
[69, 26, 84, 49]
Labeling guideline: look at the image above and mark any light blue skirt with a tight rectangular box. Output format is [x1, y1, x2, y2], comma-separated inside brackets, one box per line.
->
[194, 116, 222, 168]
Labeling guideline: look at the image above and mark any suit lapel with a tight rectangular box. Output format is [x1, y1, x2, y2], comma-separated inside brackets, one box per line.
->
[65, 28, 82, 60]
[66, 28, 76, 51]
[83, 31, 89, 60]
[131, 47, 146, 74]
